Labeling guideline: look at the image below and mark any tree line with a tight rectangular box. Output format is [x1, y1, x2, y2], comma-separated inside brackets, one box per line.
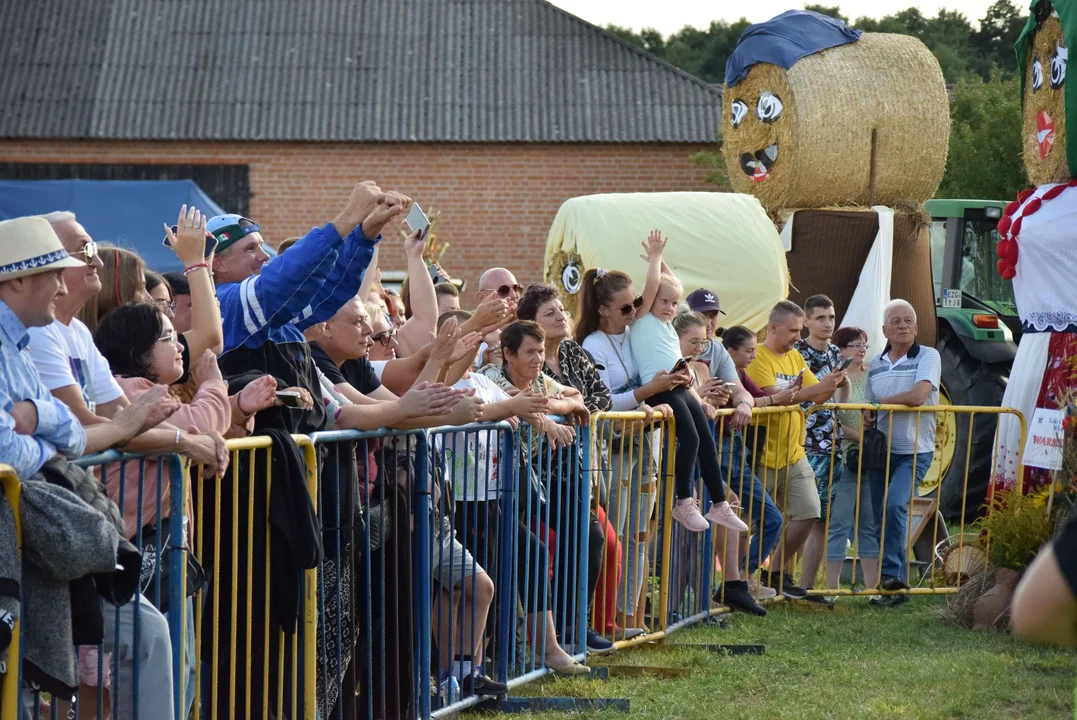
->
[609, 1, 1033, 199]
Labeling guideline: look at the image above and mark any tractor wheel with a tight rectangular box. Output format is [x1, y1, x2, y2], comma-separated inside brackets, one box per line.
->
[933, 327, 1008, 521]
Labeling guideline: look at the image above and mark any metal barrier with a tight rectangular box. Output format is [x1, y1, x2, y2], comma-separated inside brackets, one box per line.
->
[306, 427, 428, 720]
[422, 416, 591, 717]
[796, 403, 1028, 597]
[0, 466, 20, 720]
[194, 435, 319, 720]
[589, 411, 675, 648]
[18, 451, 189, 720]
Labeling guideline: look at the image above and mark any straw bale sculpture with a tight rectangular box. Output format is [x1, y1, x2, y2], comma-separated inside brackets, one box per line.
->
[994, 0, 1077, 493]
[720, 10, 949, 211]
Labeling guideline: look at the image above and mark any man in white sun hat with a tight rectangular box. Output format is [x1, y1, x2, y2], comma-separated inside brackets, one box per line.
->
[0, 216, 175, 476]
[0, 217, 186, 719]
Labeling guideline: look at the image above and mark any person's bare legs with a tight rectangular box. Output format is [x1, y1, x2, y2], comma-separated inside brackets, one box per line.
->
[800, 522, 826, 589]
[455, 573, 494, 669]
[434, 588, 460, 673]
[532, 611, 577, 666]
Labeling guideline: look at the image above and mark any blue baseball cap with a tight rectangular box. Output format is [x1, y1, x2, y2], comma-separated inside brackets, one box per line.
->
[206, 214, 261, 252]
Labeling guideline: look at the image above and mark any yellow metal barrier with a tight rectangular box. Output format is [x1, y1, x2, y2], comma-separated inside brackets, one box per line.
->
[0, 466, 20, 720]
[193, 436, 319, 720]
[590, 410, 676, 650]
[798, 403, 1027, 597]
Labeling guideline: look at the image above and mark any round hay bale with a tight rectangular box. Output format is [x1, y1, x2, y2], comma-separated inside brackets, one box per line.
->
[1022, 12, 1071, 185]
[721, 33, 950, 210]
[543, 192, 788, 332]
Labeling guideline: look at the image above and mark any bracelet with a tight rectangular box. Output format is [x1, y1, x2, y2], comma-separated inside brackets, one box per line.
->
[236, 393, 251, 418]
[174, 429, 181, 447]
[183, 262, 209, 276]
[737, 400, 752, 410]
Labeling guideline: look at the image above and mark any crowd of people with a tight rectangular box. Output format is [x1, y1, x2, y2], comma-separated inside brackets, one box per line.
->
[0, 180, 941, 718]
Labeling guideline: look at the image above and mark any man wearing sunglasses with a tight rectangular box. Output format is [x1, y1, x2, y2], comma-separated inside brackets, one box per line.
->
[474, 267, 523, 368]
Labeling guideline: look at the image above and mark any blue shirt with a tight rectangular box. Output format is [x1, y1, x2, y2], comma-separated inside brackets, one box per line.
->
[629, 313, 681, 386]
[0, 299, 86, 477]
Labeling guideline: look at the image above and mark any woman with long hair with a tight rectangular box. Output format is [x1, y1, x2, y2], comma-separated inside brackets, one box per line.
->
[573, 268, 677, 638]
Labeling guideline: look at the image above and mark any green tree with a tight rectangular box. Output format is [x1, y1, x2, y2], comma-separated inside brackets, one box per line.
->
[804, 5, 849, 23]
[936, 71, 1028, 200]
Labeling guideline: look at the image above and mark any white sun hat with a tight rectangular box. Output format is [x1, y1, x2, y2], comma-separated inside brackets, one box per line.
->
[0, 216, 86, 282]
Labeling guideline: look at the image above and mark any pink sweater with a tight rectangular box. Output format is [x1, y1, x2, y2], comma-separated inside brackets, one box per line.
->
[104, 376, 230, 540]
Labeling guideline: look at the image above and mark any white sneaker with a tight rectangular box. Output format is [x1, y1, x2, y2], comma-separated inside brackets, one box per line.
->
[672, 498, 709, 532]
[747, 578, 778, 599]
[704, 501, 749, 532]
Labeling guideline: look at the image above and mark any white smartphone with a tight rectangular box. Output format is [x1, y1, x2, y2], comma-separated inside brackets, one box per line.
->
[405, 203, 430, 241]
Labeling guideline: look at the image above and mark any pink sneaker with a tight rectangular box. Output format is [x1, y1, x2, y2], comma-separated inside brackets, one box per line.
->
[671, 497, 709, 532]
[705, 501, 749, 532]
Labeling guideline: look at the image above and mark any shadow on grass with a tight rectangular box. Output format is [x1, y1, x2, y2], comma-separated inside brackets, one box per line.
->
[478, 597, 1075, 720]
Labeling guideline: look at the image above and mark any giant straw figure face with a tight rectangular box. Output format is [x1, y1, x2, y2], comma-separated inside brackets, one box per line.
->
[1023, 3, 1071, 185]
[721, 65, 793, 207]
[720, 31, 949, 211]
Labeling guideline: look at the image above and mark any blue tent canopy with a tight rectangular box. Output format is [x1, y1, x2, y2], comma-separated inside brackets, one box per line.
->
[0, 179, 228, 272]
[724, 9, 862, 87]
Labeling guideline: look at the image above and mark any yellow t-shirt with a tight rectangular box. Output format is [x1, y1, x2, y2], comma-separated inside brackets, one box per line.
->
[746, 344, 819, 469]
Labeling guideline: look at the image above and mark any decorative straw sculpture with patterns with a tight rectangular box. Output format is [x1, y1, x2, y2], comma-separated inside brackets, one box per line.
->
[993, 0, 1077, 494]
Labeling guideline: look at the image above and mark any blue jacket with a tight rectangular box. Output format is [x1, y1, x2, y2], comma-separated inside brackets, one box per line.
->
[217, 221, 378, 434]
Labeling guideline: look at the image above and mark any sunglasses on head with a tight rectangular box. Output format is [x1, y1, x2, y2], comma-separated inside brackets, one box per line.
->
[618, 295, 644, 316]
[75, 241, 99, 265]
[486, 283, 523, 298]
[371, 327, 398, 346]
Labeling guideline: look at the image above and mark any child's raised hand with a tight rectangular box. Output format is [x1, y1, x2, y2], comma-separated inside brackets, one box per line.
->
[639, 229, 667, 261]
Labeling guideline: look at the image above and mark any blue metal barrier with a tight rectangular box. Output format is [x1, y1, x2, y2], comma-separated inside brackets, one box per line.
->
[306, 428, 428, 720]
[17, 451, 188, 720]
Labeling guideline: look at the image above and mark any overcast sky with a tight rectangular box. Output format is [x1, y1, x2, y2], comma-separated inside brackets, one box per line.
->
[548, 0, 1004, 35]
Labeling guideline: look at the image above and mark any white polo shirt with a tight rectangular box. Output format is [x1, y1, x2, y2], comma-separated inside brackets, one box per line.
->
[865, 343, 941, 455]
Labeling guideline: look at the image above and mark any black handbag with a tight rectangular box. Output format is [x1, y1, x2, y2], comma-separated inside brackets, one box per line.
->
[139, 517, 207, 613]
[848, 421, 889, 473]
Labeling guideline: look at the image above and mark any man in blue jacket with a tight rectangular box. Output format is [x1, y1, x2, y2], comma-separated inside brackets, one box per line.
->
[200, 181, 409, 717]
[207, 180, 410, 434]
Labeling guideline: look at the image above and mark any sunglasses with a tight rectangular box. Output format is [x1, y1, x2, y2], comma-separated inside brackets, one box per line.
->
[618, 296, 644, 317]
[371, 327, 398, 346]
[483, 283, 523, 298]
[75, 241, 99, 265]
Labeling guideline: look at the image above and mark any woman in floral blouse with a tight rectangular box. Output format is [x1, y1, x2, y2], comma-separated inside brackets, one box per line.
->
[516, 284, 620, 652]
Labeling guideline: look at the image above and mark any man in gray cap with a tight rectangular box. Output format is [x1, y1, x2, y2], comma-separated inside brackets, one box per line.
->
[685, 287, 728, 374]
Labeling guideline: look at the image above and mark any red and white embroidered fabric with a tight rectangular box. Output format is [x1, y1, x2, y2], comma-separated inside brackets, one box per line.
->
[997, 182, 1077, 332]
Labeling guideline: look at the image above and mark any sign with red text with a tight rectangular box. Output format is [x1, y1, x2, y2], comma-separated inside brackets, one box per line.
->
[1023, 408, 1064, 471]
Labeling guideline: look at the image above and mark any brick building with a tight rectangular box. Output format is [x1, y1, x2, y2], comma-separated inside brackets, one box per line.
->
[0, 0, 721, 294]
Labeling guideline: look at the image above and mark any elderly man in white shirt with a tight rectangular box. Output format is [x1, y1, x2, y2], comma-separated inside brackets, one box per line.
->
[863, 299, 941, 606]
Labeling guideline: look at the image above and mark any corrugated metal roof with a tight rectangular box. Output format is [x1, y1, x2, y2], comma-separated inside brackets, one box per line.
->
[0, 0, 722, 143]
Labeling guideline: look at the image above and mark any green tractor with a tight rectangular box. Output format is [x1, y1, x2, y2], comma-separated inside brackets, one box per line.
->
[924, 199, 1018, 520]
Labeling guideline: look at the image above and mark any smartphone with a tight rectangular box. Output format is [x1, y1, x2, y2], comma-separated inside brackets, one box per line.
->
[163, 227, 219, 258]
[838, 356, 854, 372]
[428, 263, 442, 284]
[793, 369, 806, 388]
[405, 203, 430, 241]
[670, 357, 692, 374]
[275, 390, 303, 408]
[722, 381, 737, 389]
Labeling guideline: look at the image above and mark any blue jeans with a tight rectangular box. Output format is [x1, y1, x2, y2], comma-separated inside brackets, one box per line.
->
[719, 433, 784, 575]
[867, 452, 931, 583]
[826, 460, 879, 563]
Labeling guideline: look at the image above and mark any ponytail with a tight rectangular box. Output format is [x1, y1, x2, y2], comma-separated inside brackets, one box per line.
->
[573, 268, 632, 344]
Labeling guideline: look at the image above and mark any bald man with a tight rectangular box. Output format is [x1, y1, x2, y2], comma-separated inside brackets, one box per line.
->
[474, 267, 522, 367]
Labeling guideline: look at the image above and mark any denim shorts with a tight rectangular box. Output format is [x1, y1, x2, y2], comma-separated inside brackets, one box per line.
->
[806, 452, 841, 522]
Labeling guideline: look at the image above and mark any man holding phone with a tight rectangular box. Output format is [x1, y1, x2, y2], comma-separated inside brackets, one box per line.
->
[747, 300, 846, 599]
[794, 294, 850, 600]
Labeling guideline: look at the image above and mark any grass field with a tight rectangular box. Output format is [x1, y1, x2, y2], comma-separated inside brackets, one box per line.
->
[481, 597, 1075, 720]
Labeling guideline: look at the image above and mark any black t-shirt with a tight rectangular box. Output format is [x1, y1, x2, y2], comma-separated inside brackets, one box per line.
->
[1055, 512, 1077, 596]
[310, 343, 381, 395]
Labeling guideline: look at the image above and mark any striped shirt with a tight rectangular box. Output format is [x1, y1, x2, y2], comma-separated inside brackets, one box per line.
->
[865, 343, 941, 455]
[0, 299, 86, 477]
